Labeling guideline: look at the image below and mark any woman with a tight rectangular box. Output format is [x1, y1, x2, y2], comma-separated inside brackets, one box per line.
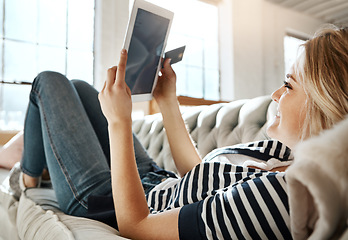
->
[3, 25, 348, 239]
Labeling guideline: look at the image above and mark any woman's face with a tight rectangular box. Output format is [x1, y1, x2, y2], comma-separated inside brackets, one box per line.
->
[267, 67, 307, 149]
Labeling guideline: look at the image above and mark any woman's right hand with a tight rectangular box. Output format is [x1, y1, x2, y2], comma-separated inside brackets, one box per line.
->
[153, 58, 177, 106]
[98, 49, 132, 125]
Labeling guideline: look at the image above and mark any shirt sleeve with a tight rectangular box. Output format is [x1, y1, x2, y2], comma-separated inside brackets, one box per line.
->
[178, 173, 292, 240]
[179, 201, 203, 239]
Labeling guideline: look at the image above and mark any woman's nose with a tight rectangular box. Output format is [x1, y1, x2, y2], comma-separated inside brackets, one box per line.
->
[271, 86, 284, 103]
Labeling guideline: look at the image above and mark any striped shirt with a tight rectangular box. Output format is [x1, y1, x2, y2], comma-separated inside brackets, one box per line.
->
[146, 140, 293, 239]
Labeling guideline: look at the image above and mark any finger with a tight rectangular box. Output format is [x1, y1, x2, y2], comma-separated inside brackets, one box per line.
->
[161, 58, 175, 77]
[101, 80, 106, 92]
[115, 49, 128, 86]
[160, 57, 165, 68]
[162, 58, 173, 73]
[160, 58, 170, 74]
[163, 58, 172, 68]
[106, 66, 117, 88]
[126, 85, 131, 97]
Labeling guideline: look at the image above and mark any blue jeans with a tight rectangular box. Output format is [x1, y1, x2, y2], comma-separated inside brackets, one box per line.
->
[20, 71, 158, 217]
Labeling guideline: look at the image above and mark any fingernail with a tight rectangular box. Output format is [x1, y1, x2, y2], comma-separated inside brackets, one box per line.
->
[121, 49, 126, 55]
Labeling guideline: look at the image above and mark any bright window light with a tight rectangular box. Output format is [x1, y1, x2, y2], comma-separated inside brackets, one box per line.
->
[0, 0, 95, 130]
[129, 0, 220, 100]
[284, 35, 306, 74]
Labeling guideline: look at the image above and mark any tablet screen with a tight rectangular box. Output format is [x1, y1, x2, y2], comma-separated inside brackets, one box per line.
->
[125, 8, 170, 95]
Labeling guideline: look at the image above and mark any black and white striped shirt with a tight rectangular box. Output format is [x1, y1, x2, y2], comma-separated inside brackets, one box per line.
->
[146, 140, 293, 239]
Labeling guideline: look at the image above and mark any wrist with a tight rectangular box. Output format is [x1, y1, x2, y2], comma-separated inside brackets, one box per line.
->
[108, 119, 132, 130]
[156, 96, 178, 109]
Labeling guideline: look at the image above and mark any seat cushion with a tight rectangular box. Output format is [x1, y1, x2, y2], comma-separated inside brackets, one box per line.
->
[0, 168, 127, 240]
[0, 168, 20, 240]
[17, 189, 127, 240]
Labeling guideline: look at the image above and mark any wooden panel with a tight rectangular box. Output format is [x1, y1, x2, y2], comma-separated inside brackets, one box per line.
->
[148, 96, 229, 115]
[0, 130, 20, 146]
[177, 96, 229, 106]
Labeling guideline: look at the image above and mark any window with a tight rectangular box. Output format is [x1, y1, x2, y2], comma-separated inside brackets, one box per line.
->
[129, 0, 220, 100]
[284, 34, 306, 74]
[0, 0, 95, 131]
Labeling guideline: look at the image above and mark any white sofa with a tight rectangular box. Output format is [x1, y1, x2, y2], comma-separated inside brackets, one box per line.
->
[0, 96, 275, 239]
[1, 95, 346, 239]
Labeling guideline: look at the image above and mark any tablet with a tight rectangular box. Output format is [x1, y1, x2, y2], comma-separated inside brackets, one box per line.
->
[123, 0, 174, 102]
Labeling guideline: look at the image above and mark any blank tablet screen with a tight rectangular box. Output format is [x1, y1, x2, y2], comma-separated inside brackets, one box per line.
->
[125, 8, 170, 95]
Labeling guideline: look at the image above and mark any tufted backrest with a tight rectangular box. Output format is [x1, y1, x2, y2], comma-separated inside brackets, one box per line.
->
[132, 96, 277, 173]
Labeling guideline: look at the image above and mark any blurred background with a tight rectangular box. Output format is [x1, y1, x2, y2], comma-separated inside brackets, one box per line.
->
[0, 0, 347, 133]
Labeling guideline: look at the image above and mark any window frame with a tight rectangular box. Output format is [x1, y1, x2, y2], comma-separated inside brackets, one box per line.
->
[0, 0, 95, 131]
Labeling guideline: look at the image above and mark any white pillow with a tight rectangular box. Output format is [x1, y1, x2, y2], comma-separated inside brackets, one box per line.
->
[17, 189, 127, 240]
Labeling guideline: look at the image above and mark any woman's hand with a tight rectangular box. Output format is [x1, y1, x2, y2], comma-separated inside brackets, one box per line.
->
[98, 49, 132, 125]
[153, 58, 177, 106]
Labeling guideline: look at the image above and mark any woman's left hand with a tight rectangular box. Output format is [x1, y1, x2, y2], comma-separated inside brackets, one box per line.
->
[98, 49, 132, 125]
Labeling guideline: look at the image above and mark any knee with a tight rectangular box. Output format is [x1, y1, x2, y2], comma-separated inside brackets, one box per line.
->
[71, 79, 92, 90]
[71, 80, 98, 97]
[36, 71, 66, 82]
[33, 71, 69, 91]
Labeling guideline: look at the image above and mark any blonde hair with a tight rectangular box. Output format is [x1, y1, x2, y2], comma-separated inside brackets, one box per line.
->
[295, 24, 348, 139]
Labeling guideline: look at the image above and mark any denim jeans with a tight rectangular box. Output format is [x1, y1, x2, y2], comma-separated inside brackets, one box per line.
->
[20, 71, 157, 217]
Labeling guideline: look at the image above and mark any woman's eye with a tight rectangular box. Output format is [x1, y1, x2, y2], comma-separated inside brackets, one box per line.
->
[283, 81, 292, 89]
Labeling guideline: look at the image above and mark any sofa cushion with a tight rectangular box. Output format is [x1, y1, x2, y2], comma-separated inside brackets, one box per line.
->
[133, 96, 276, 173]
[0, 167, 127, 240]
[16, 188, 127, 240]
[0, 172, 19, 240]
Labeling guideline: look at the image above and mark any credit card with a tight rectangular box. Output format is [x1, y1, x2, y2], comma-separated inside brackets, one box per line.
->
[164, 45, 186, 66]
